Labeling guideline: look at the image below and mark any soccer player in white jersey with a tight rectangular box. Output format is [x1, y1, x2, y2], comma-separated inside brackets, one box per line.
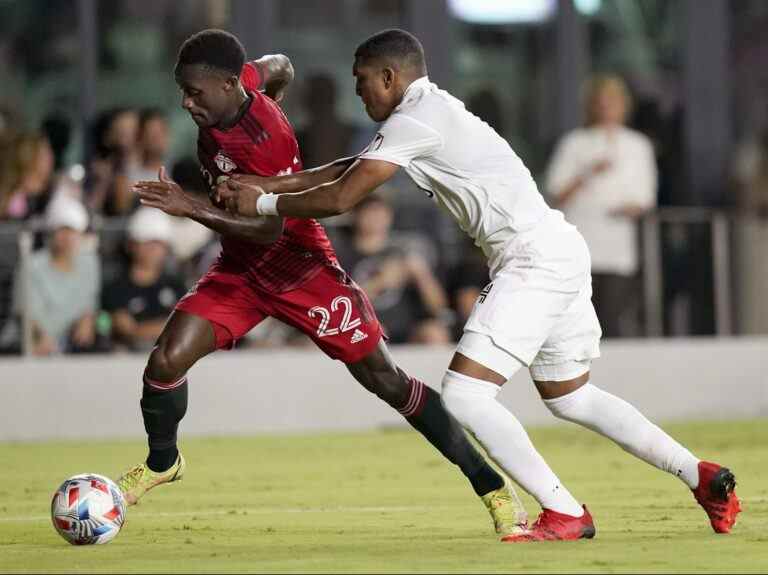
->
[215, 29, 741, 541]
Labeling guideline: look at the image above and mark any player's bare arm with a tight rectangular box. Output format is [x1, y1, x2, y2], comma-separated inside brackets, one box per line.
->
[134, 167, 283, 244]
[253, 54, 294, 102]
[220, 158, 399, 219]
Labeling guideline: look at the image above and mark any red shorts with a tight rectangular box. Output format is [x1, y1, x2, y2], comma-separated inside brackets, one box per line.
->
[175, 261, 382, 363]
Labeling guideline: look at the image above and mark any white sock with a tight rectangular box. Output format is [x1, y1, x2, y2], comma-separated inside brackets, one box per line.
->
[441, 370, 584, 517]
[543, 383, 700, 489]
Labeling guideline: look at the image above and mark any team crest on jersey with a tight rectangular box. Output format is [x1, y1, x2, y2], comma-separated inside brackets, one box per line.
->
[214, 152, 237, 173]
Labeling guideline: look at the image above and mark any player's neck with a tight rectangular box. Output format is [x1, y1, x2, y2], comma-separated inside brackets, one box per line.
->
[217, 88, 252, 131]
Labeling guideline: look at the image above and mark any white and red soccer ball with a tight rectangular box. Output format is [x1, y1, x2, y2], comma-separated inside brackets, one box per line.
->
[51, 474, 126, 545]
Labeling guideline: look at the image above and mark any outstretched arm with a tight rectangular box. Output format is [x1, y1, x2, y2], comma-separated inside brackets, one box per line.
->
[253, 54, 294, 103]
[219, 159, 400, 219]
[215, 156, 358, 201]
[134, 167, 283, 244]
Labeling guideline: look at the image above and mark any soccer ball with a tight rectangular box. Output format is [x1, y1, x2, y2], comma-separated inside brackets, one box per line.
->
[51, 473, 126, 545]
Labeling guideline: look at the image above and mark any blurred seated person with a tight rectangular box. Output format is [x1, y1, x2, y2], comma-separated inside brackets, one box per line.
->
[13, 197, 100, 355]
[334, 194, 451, 345]
[545, 74, 657, 338]
[0, 132, 55, 220]
[102, 207, 186, 352]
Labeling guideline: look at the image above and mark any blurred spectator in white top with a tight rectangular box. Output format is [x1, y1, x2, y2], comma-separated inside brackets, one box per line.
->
[546, 74, 657, 338]
[102, 207, 186, 351]
[333, 194, 451, 345]
[13, 197, 100, 355]
[0, 132, 54, 220]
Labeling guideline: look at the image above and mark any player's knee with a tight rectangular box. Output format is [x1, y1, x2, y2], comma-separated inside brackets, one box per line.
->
[147, 339, 190, 382]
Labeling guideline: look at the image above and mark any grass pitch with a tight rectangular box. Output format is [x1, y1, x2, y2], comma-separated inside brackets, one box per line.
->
[0, 419, 766, 573]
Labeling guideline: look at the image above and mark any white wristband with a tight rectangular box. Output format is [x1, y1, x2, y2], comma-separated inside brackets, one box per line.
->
[256, 193, 279, 216]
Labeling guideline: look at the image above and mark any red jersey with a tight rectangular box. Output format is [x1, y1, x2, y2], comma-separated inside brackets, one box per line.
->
[197, 62, 336, 293]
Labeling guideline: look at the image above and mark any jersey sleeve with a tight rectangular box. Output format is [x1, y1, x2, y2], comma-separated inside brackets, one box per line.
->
[359, 113, 442, 167]
[240, 61, 263, 92]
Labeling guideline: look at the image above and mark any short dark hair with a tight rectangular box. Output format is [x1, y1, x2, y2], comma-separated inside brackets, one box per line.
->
[175, 29, 245, 77]
[354, 29, 426, 73]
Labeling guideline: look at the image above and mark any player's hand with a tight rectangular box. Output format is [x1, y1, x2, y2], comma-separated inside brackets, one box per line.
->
[217, 179, 265, 217]
[134, 166, 196, 218]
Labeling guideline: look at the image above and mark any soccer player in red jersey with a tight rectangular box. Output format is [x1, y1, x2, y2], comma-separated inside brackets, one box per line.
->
[124, 29, 527, 537]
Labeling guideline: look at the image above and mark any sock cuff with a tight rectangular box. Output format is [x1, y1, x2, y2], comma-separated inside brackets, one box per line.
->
[398, 378, 428, 417]
[542, 382, 595, 411]
[144, 373, 188, 392]
[443, 370, 501, 398]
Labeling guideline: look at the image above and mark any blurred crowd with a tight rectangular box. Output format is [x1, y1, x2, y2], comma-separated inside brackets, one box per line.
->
[1, 70, 767, 357]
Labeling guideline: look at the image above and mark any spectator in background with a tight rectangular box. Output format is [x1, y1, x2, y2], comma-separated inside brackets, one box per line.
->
[102, 207, 186, 351]
[732, 118, 768, 334]
[545, 75, 657, 338]
[168, 156, 213, 268]
[126, 108, 170, 186]
[334, 194, 451, 345]
[87, 107, 140, 215]
[0, 132, 54, 220]
[41, 113, 72, 172]
[296, 73, 360, 168]
[13, 197, 100, 355]
[447, 238, 490, 342]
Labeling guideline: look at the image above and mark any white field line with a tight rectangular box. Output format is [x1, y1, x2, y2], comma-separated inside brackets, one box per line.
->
[0, 505, 434, 523]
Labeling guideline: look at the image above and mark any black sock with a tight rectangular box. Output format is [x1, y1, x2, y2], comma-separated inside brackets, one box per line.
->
[405, 384, 504, 496]
[141, 381, 188, 473]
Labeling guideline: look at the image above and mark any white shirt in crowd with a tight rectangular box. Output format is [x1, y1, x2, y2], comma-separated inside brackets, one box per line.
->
[545, 125, 657, 275]
[360, 76, 566, 279]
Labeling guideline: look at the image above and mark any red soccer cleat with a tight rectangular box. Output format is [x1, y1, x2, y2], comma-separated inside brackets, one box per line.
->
[501, 505, 595, 542]
[692, 461, 741, 534]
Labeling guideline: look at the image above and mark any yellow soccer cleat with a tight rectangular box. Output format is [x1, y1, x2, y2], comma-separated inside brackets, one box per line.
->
[482, 482, 529, 538]
[116, 453, 186, 506]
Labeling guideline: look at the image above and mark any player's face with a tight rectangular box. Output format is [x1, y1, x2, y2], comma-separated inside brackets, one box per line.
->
[176, 65, 237, 128]
[353, 60, 398, 122]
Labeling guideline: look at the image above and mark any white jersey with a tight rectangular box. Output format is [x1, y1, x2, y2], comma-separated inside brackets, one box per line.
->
[359, 76, 570, 278]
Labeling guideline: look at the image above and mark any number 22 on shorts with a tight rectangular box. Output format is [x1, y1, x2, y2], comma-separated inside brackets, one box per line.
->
[308, 296, 362, 338]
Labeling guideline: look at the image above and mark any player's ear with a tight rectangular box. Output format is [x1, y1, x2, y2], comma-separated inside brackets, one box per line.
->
[224, 74, 239, 92]
[382, 67, 395, 90]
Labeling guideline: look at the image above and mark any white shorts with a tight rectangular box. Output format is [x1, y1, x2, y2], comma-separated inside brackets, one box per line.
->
[458, 225, 602, 382]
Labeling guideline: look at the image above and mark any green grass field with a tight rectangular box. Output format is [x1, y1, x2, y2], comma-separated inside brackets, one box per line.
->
[1, 420, 766, 573]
